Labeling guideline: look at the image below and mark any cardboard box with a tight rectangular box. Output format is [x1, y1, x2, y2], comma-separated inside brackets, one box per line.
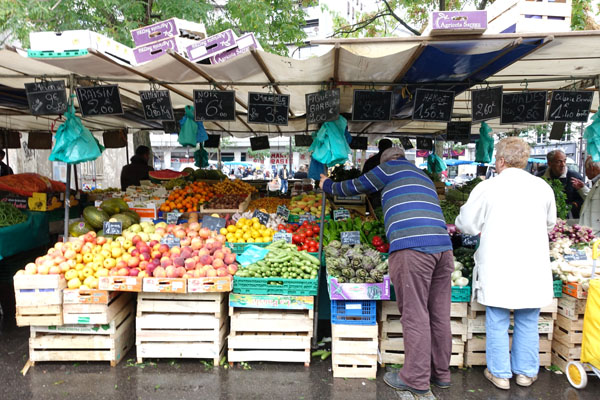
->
[98, 276, 143, 292]
[430, 11, 487, 35]
[229, 293, 314, 310]
[131, 18, 207, 47]
[563, 282, 588, 299]
[187, 276, 232, 293]
[142, 277, 186, 293]
[63, 289, 112, 305]
[29, 30, 134, 65]
[127, 201, 158, 220]
[328, 275, 391, 300]
[185, 29, 237, 62]
[209, 33, 261, 64]
[133, 36, 197, 64]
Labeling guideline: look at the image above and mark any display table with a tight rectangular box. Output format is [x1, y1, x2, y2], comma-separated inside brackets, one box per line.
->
[0, 211, 49, 261]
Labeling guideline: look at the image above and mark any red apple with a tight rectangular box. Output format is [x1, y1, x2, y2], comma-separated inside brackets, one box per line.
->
[117, 267, 129, 276]
[216, 267, 228, 277]
[160, 257, 173, 268]
[184, 258, 196, 270]
[181, 249, 192, 259]
[173, 257, 185, 267]
[139, 260, 149, 271]
[149, 240, 159, 247]
[213, 250, 225, 260]
[128, 256, 140, 268]
[223, 247, 232, 255]
[129, 268, 140, 277]
[165, 265, 177, 278]
[199, 255, 213, 266]
[175, 266, 186, 278]
[170, 246, 181, 256]
[158, 244, 170, 254]
[215, 234, 227, 244]
[130, 249, 140, 257]
[213, 258, 225, 269]
[189, 222, 201, 232]
[140, 252, 151, 262]
[224, 253, 236, 265]
[96, 237, 107, 246]
[153, 266, 166, 278]
[199, 228, 211, 239]
[227, 264, 238, 275]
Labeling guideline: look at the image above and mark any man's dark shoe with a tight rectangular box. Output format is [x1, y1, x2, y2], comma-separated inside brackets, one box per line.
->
[430, 378, 451, 389]
[383, 372, 430, 395]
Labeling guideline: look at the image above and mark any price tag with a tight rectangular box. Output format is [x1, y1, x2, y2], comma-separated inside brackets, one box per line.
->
[273, 232, 293, 243]
[202, 216, 227, 232]
[333, 208, 351, 221]
[166, 212, 182, 225]
[564, 250, 587, 261]
[341, 231, 361, 245]
[461, 234, 479, 247]
[252, 210, 270, 226]
[103, 221, 122, 235]
[276, 205, 290, 220]
[298, 213, 316, 224]
[160, 234, 181, 249]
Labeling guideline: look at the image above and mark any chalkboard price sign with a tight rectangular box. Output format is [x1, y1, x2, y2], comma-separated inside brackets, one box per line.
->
[252, 210, 270, 226]
[333, 208, 351, 221]
[305, 88, 340, 124]
[103, 221, 122, 235]
[166, 212, 182, 225]
[416, 137, 433, 151]
[412, 89, 454, 122]
[563, 250, 588, 261]
[160, 234, 181, 249]
[193, 90, 236, 121]
[276, 205, 290, 220]
[352, 90, 393, 121]
[202, 216, 227, 232]
[247, 92, 290, 125]
[548, 90, 593, 123]
[273, 232, 293, 243]
[24, 80, 68, 116]
[461, 234, 479, 248]
[446, 122, 471, 143]
[341, 231, 361, 245]
[298, 213, 316, 224]
[250, 135, 270, 151]
[471, 86, 502, 122]
[501, 91, 547, 124]
[349, 136, 368, 150]
[76, 85, 124, 117]
[139, 90, 174, 121]
[400, 137, 414, 150]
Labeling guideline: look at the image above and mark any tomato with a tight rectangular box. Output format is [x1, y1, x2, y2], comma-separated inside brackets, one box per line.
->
[299, 233, 307, 241]
[308, 240, 318, 247]
[308, 246, 318, 253]
[301, 244, 308, 251]
[292, 234, 301, 244]
[312, 225, 320, 233]
[305, 229, 314, 238]
[285, 227, 293, 233]
[277, 224, 286, 231]
[302, 220, 309, 227]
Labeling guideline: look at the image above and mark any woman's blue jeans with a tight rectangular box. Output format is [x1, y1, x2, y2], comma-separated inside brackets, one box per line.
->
[485, 306, 541, 378]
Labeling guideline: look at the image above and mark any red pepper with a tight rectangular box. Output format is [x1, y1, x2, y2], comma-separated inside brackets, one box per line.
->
[372, 235, 384, 247]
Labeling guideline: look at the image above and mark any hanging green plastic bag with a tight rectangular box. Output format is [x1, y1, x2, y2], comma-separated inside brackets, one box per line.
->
[309, 116, 351, 167]
[194, 145, 209, 168]
[427, 153, 447, 174]
[49, 104, 104, 164]
[584, 111, 600, 162]
[475, 122, 494, 163]
[178, 105, 197, 147]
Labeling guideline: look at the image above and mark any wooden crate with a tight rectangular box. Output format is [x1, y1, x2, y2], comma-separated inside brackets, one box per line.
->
[28, 301, 134, 367]
[63, 291, 133, 325]
[468, 298, 558, 319]
[553, 314, 584, 346]
[332, 323, 378, 379]
[467, 314, 554, 340]
[557, 296, 586, 321]
[228, 301, 313, 366]
[379, 336, 465, 368]
[381, 314, 467, 342]
[136, 292, 228, 365]
[380, 301, 467, 321]
[465, 335, 552, 367]
[15, 274, 66, 327]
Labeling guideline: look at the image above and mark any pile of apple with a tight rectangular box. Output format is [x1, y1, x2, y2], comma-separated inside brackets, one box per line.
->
[15, 221, 239, 290]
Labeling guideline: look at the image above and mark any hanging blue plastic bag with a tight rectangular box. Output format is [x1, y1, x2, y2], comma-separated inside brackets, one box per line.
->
[178, 105, 198, 147]
[427, 153, 447, 174]
[309, 115, 351, 167]
[197, 121, 208, 143]
[475, 122, 494, 163]
[584, 111, 600, 162]
[49, 104, 104, 164]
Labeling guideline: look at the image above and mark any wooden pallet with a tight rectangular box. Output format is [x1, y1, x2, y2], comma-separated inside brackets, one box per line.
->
[28, 302, 134, 367]
[63, 291, 133, 325]
[468, 298, 558, 319]
[379, 336, 465, 368]
[228, 303, 314, 366]
[380, 315, 467, 342]
[467, 314, 554, 340]
[379, 301, 467, 321]
[332, 323, 378, 379]
[557, 296, 586, 321]
[136, 292, 228, 365]
[551, 347, 591, 373]
[464, 335, 552, 367]
[553, 314, 584, 345]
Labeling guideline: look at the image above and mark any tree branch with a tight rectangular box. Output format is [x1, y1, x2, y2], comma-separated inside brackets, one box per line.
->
[476, 0, 489, 10]
[330, 11, 392, 37]
[382, 0, 421, 36]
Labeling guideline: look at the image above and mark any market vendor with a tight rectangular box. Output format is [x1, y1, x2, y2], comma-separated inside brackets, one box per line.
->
[120, 146, 154, 190]
[320, 146, 454, 395]
[0, 150, 14, 176]
[362, 139, 392, 210]
[579, 156, 600, 235]
[455, 137, 556, 390]
[540, 149, 588, 218]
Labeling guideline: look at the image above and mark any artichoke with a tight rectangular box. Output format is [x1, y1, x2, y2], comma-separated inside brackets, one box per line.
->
[370, 269, 384, 282]
[340, 244, 351, 254]
[365, 277, 377, 283]
[375, 260, 389, 272]
[327, 267, 341, 277]
[337, 276, 347, 283]
[356, 269, 368, 279]
[349, 277, 361, 283]
[341, 268, 355, 278]
[329, 240, 342, 249]
[351, 258, 362, 269]
[325, 247, 340, 258]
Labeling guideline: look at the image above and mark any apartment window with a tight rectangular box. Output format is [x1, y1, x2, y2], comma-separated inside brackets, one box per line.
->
[352, 7, 355, 21]
[304, 19, 319, 28]
[347, 1, 350, 16]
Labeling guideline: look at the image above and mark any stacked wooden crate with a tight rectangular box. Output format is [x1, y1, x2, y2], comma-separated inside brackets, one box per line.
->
[464, 299, 557, 367]
[378, 301, 467, 368]
[14, 275, 65, 327]
[136, 291, 228, 365]
[227, 293, 314, 366]
[551, 295, 587, 372]
[29, 290, 134, 367]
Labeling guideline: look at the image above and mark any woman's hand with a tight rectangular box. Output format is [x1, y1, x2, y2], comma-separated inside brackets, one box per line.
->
[319, 174, 328, 189]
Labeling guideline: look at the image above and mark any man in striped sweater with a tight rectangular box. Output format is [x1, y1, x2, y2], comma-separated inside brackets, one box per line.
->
[320, 147, 454, 395]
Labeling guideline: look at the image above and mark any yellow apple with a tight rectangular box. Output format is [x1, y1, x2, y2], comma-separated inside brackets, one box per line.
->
[92, 261, 103, 272]
[95, 268, 109, 278]
[83, 253, 94, 263]
[111, 247, 123, 258]
[103, 258, 116, 269]
[65, 269, 78, 281]
[93, 254, 105, 265]
[82, 266, 94, 278]
[75, 263, 85, 271]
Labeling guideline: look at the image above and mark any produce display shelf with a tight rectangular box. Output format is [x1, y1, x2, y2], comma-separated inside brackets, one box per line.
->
[451, 286, 471, 302]
[233, 276, 318, 296]
[225, 241, 271, 254]
[330, 300, 376, 325]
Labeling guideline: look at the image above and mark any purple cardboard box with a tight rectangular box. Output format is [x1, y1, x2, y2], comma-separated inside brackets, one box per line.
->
[210, 33, 260, 64]
[328, 275, 391, 300]
[185, 29, 237, 63]
[431, 11, 487, 35]
[131, 18, 207, 47]
[133, 37, 194, 64]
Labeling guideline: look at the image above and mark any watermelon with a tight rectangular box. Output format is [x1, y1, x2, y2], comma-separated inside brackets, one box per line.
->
[109, 213, 134, 229]
[121, 210, 140, 223]
[83, 206, 110, 229]
[148, 169, 189, 183]
[69, 220, 93, 237]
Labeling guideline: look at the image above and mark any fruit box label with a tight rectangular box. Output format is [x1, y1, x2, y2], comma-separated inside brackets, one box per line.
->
[98, 276, 142, 292]
[143, 277, 187, 293]
[328, 275, 391, 300]
[63, 289, 110, 304]
[187, 276, 232, 293]
[229, 293, 313, 310]
[432, 11, 487, 32]
[563, 282, 588, 299]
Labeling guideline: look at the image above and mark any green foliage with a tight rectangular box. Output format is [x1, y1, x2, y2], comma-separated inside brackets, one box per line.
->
[247, 149, 270, 161]
[0, 0, 307, 56]
[570, 0, 593, 31]
[543, 177, 571, 220]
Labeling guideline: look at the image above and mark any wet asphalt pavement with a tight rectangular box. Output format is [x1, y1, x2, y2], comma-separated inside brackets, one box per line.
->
[1, 321, 599, 400]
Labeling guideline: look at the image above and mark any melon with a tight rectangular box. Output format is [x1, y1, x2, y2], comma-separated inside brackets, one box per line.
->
[148, 169, 189, 183]
[100, 198, 122, 215]
[68, 220, 93, 237]
[96, 229, 116, 239]
[83, 206, 109, 229]
[121, 210, 140, 223]
[109, 213, 134, 229]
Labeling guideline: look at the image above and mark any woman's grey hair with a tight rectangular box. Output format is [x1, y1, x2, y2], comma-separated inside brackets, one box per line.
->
[496, 137, 530, 169]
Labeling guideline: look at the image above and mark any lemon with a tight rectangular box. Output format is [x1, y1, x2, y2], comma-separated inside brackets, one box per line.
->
[242, 225, 250, 232]
[227, 225, 236, 233]
[242, 232, 252, 240]
[238, 238, 246, 243]
[252, 222, 261, 230]
[263, 236, 272, 243]
[246, 238, 255, 243]
[220, 228, 228, 235]
[251, 231, 260, 239]
[234, 231, 243, 239]
[238, 217, 247, 225]
[251, 217, 259, 223]
[226, 233, 235, 242]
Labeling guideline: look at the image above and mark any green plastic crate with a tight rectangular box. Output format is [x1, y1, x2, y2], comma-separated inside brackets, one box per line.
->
[225, 242, 271, 254]
[233, 276, 318, 296]
[28, 49, 89, 58]
[451, 286, 471, 302]
[553, 280, 563, 298]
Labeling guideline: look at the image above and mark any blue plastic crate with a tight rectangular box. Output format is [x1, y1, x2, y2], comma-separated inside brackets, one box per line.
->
[330, 300, 376, 325]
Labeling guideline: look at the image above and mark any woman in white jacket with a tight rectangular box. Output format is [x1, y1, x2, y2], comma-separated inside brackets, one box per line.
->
[455, 137, 556, 390]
